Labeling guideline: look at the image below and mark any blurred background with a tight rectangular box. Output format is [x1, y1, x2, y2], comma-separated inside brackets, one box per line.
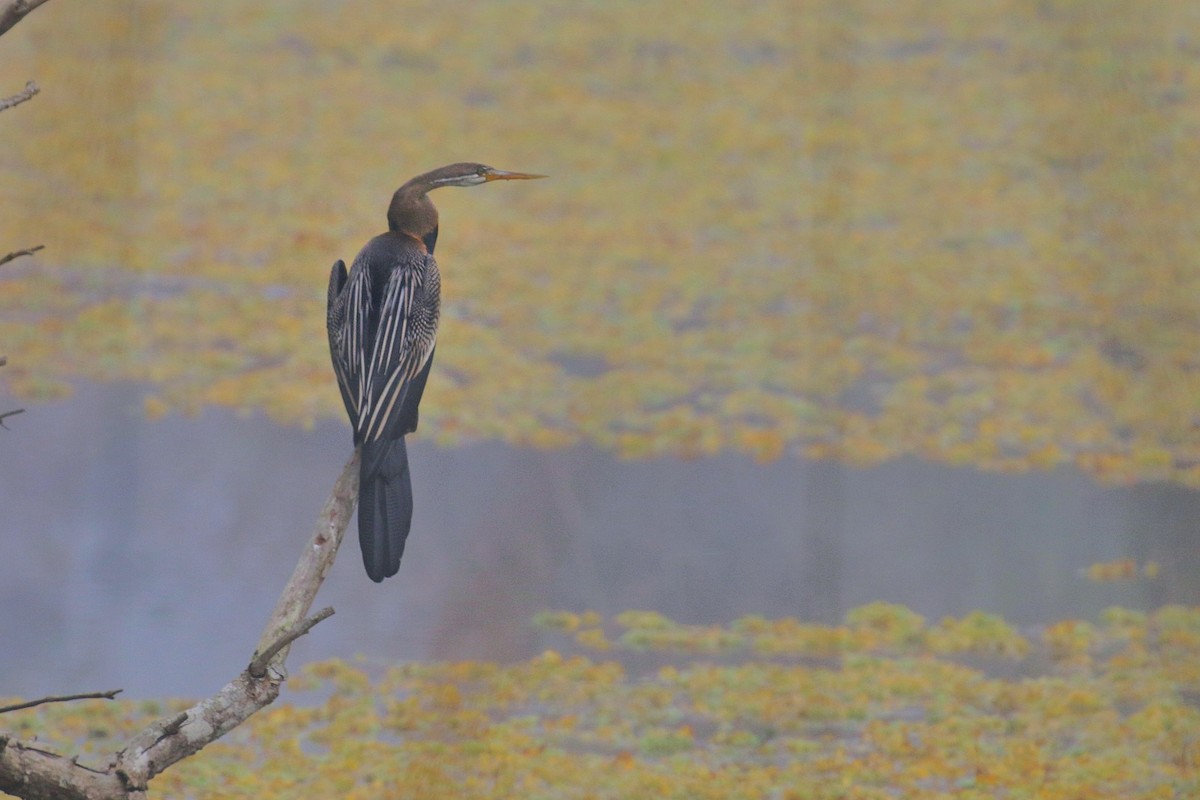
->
[0, 1, 1197, 698]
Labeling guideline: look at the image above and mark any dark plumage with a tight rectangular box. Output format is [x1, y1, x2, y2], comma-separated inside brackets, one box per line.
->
[326, 163, 545, 582]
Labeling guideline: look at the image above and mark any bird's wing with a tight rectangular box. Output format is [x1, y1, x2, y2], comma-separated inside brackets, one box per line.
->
[326, 259, 358, 422]
[329, 256, 373, 425]
[357, 254, 438, 444]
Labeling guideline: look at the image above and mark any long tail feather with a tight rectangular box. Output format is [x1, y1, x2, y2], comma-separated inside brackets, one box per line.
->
[358, 438, 413, 582]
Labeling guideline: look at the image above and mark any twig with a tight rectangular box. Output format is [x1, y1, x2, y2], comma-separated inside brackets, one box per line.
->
[0, 0, 53, 39]
[148, 712, 189, 749]
[0, 244, 44, 267]
[0, 80, 38, 112]
[0, 356, 22, 429]
[248, 607, 335, 678]
[0, 690, 122, 715]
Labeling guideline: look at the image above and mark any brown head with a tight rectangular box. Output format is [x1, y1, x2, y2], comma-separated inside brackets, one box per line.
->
[387, 163, 546, 240]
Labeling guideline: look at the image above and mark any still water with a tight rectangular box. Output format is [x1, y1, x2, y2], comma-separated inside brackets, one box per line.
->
[1, 383, 1195, 698]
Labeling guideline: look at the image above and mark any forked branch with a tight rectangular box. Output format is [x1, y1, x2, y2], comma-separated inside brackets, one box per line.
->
[0, 451, 361, 799]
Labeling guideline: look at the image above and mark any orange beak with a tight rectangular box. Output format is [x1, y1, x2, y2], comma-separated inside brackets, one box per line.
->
[484, 168, 548, 181]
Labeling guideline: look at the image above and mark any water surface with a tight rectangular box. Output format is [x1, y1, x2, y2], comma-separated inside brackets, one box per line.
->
[1, 383, 1194, 698]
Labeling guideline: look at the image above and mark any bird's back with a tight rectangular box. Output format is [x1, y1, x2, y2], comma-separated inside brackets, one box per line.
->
[327, 231, 441, 446]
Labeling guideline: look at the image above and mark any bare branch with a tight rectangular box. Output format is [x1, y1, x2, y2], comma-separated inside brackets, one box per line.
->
[109, 453, 357, 791]
[0, 451, 361, 798]
[253, 448, 359, 668]
[0, 357, 20, 429]
[0, 244, 43, 267]
[0, 735, 129, 800]
[0, 0, 53, 39]
[0, 690, 122, 715]
[249, 607, 335, 679]
[0, 80, 38, 112]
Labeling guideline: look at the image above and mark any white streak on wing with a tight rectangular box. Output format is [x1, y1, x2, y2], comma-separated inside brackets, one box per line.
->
[366, 367, 404, 442]
[335, 260, 373, 430]
[334, 247, 438, 444]
[366, 337, 434, 442]
[362, 265, 424, 442]
[347, 268, 370, 419]
[375, 277, 406, 384]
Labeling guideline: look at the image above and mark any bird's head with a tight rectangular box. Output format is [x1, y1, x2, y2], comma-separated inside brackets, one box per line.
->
[424, 162, 547, 189]
[389, 163, 546, 235]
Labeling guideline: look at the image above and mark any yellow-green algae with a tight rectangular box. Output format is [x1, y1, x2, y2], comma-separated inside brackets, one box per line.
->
[6, 605, 1197, 798]
[1, 1, 1198, 486]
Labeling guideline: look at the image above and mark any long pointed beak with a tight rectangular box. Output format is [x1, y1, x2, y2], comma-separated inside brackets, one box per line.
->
[484, 169, 547, 181]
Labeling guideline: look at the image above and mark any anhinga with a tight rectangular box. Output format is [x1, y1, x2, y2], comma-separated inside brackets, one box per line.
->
[326, 163, 545, 582]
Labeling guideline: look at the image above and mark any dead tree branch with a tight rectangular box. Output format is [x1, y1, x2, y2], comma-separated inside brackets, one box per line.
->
[0, 245, 43, 268]
[0, 451, 361, 799]
[252, 448, 360, 668]
[249, 607, 335, 679]
[0, 356, 21, 429]
[0, 690, 122, 715]
[0, 736, 128, 800]
[0, 81, 37, 113]
[0, 0, 52, 39]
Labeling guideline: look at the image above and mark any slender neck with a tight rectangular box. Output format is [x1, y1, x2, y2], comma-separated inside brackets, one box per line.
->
[387, 181, 439, 239]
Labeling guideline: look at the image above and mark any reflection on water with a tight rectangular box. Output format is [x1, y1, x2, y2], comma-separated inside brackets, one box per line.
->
[1, 383, 1196, 698]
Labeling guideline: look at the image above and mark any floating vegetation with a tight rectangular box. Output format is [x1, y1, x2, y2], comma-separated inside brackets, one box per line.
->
[6, 605, 1197, 797]
[1083, 559, 1162, 583]
[0, 2, 1198, 486]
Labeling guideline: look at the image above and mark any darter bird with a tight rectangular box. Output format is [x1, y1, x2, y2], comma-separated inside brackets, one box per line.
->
[327, 163, 545, 582]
